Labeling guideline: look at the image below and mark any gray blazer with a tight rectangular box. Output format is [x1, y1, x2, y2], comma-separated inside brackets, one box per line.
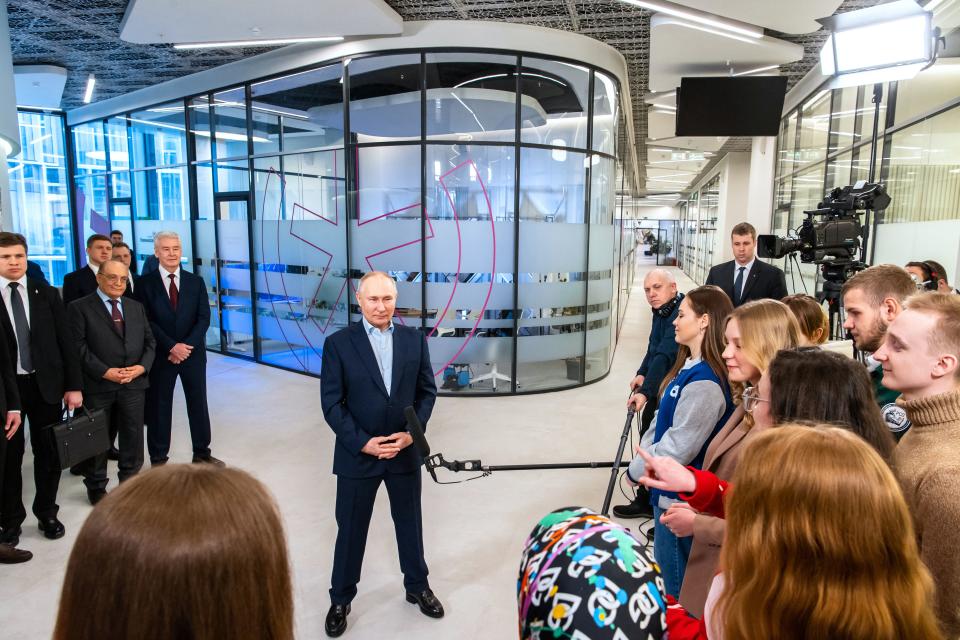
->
[68, 292, 156, 394]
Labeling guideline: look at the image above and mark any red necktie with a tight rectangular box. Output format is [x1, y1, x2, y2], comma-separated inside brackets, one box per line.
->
[109, 299, 124, 336]
[168, 273, 179, 311]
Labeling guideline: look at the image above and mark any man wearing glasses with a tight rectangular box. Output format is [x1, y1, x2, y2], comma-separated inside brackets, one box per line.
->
[68, 259, 155, 505]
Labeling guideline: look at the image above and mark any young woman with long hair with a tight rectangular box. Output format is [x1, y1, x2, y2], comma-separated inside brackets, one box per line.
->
[625, 285, 735, 598]
[53, 464, 293, 640]
[781, 294, 828, 346]
[639, 426, 943, 640]
[667, 300, 800, 617]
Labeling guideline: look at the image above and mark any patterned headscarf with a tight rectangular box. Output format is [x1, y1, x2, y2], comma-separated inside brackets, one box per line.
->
[518, 507, 667, 639]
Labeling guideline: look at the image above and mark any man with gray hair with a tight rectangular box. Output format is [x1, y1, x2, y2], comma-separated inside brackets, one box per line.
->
[614, 268, 683, 520]
[137, 231, 221, 466]
[320, 271, 440, 636]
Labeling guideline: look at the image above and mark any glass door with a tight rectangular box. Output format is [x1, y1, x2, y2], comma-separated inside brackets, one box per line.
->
[214, 195, 255, 357]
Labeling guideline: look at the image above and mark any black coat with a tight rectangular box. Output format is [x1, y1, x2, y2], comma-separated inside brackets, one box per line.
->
[68, 293, 156, 394]
[61, 265, 98, 306]
[0, 324, 21, 416]
[320, 322, 437, 478]
[136, 269, 210, 360]
[0, 278, 84, 404]
[705, 259, 788, 307]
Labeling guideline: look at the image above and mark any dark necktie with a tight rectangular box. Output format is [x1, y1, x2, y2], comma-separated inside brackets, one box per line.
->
[109, 299, 124, 336]
[733, 266, 746, 306]
[168, 273, 179, 311]
[8, 282, 33, 372]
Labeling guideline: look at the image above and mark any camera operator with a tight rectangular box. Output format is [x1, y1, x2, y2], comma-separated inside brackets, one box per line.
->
[706, 222, 787, 307]
[906, 260, 959, 295]
[840, 264, 917, 440]
[613, 269, 683, 520]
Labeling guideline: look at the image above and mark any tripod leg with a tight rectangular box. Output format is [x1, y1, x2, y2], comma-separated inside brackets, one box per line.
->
[601, 411, 636, 516]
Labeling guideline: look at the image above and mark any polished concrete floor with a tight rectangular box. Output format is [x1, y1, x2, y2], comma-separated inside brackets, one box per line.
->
[1, 263, 692, 639]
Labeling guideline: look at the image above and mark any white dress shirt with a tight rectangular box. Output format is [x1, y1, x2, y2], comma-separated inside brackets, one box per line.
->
[734, 257, 756, 299]
[159, 265, 181, 300]
[0, 274, 31, 374]
[88, 262, 100, 275]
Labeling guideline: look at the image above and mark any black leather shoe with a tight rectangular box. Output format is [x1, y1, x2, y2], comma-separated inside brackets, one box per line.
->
[612, 490, 654, 519]
[38, 517, 65, 540]
[0, 526, 21, 546]
[324, 604, 350, 637]
[107, 447, 120, 461]
[87, 489, 107, 506]
[406, 589, 444, 619]
[69, 465, 83, 476]
[151, 458, 168, 467]
[192, 455, 225, 467]
[0, 543, 32, 564]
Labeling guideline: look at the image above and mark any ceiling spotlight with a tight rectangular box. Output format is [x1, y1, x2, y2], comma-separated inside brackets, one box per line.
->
[83, 74, 96, 104]
[174, 36, 344, 50]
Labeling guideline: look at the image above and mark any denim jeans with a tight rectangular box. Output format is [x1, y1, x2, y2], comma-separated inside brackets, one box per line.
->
[652, 503, 693, 598]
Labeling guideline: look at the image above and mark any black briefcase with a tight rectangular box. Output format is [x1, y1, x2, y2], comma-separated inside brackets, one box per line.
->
[49, 407, 110, 470]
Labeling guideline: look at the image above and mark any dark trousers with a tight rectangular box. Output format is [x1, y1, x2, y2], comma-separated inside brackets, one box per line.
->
[82, 388, 145, 492]
[330, 470, 429, 605]
[0, 374, 63, 529]
[146, 358, 211, 463]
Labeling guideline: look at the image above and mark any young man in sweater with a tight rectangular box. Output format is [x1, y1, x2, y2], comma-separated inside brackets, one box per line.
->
[873, 292, 960, 636]
[841, 264, 917, 439]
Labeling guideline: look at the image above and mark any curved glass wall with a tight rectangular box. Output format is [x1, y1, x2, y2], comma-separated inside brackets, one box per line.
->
[68, 49, 635, 394]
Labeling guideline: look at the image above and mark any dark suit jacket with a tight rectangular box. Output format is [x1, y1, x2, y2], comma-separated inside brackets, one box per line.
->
[136, 269, 210, 361]
[0, 325, 21, 416]
[26, 261, 48, 285]
[122, 274, 138, 300]
[321, 322, 437, 479]
[705, 259, 788, 307]
[62, 265, 98, 306]
[0, 278, 84, 404]
[68, 293, 156, 394]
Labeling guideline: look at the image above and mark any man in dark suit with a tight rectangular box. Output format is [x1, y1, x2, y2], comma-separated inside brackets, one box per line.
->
[705, 222, 787, 307]
[0, 315, 31, 563]
[62, 234, 114, 305]
[320, 271, 441, 637]
[137, 231, 221, 467]
[0, 233, 84, 542]
[69, 258, 155, 505]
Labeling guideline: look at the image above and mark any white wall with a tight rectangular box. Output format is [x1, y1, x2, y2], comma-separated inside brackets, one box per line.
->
[745, 136, 777, 235]
[873, 219, 960, 286]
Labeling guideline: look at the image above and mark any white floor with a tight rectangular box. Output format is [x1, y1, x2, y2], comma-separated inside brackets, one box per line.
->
[0, 264, 695, 640]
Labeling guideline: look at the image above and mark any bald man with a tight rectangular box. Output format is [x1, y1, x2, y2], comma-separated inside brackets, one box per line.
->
[320, 272, 441, 636]
[615, 269, 683, 520]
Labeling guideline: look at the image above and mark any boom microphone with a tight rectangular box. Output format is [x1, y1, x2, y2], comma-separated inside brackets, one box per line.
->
[404, 406, 437, 482]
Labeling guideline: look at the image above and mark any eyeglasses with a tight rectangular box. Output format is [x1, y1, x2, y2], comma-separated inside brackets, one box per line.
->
[100, 275, 129, 285]
[741, 387, 769, 413]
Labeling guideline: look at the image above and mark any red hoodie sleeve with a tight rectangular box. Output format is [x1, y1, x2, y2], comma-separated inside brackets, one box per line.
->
[666, 596, 709, 639]
[679, 468, 729, 518]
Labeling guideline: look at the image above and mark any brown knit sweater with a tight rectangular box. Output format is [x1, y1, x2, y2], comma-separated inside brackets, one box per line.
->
[896, 388, 960, 638]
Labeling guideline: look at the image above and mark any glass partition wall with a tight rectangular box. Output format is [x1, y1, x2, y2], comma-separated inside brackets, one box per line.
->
[67, 50, 636, 394]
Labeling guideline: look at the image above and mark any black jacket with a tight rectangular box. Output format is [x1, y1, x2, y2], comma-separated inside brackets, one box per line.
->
[320, 322, 437, 478]
[0, 277, 84, 403]
[136, 269, 210, 359]
[636, 293, 683, 400]
[61, 265, 98, 306]
[0, 325, 21, 416]
[68, 293, 156, 394]
[705, 259, 788, 307]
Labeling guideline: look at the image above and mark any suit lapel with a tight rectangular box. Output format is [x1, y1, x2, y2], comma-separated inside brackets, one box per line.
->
[91, 295, 125, 341]
[348, 323, 389, 398]
[724, 262, 737, 299]
[707, 407, 748, 467]
[740, 262, 761, 300]
[390, 328, 404, 397]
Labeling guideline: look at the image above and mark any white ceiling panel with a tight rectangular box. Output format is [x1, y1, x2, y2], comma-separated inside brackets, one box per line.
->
[13, 65, 68, 108]
[649, 16, 803, 92]
[648, 136, 727, 153]
[671, 0, 845, 34]
[120, 0, 403, 44]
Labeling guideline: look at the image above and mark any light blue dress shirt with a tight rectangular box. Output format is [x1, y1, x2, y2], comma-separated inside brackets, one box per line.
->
[97, 288, 124, 318]
[362, 316, 394, 394]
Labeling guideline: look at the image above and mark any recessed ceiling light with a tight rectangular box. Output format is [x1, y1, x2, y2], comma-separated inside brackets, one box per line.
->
[83, 74, 96, 104]
[174, 36, 343, 50]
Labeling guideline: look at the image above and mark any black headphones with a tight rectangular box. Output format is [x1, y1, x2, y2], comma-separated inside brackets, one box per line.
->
[655, 293, 682, 318]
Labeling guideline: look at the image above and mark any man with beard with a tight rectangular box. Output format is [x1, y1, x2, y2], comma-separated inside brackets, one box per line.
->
[840, 264, 917, 440]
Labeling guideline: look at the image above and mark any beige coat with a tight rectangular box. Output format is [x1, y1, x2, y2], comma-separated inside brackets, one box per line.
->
[678, 406, 757, 618]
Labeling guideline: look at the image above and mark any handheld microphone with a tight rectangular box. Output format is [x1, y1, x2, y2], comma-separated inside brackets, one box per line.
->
[404, 406, 437, 482]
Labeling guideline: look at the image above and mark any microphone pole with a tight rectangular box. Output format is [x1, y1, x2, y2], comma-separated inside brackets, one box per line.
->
[404, 406, 437, 483]
[600, 400, 638, 517]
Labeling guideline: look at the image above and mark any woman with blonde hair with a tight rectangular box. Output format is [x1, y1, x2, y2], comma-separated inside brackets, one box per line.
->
[641, 426, 943, 640]
[53, 464, 293, 640]
[663, 299, 800, 618]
